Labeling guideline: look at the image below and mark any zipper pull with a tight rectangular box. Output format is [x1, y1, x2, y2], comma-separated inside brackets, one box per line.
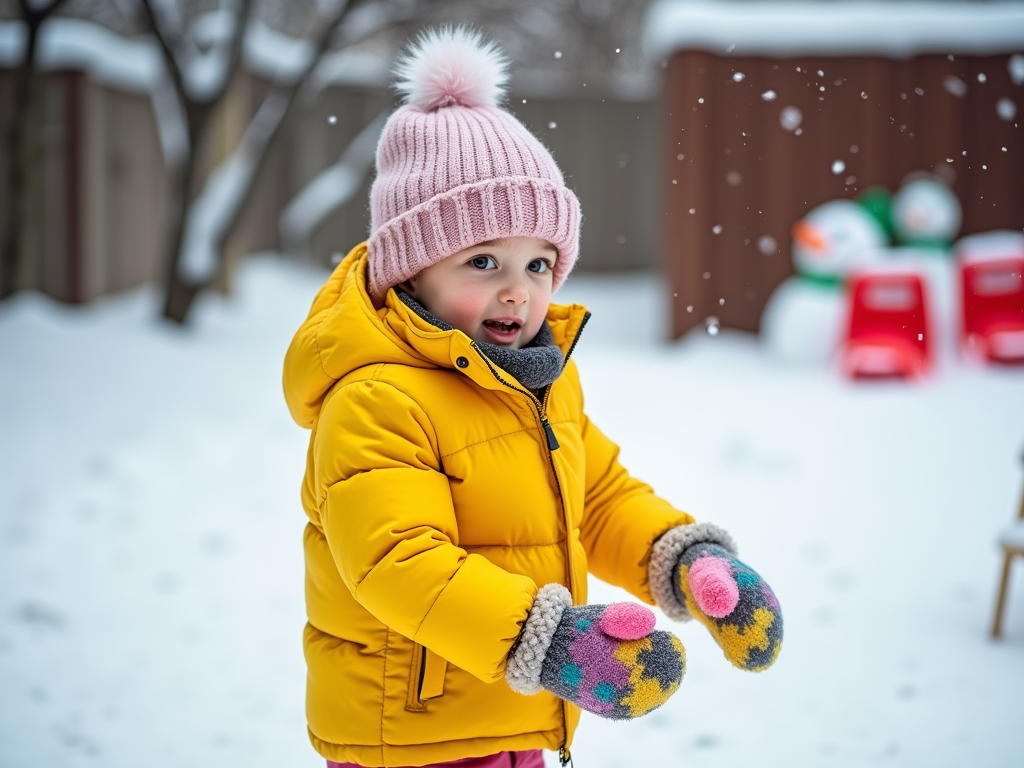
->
[541, 418, 560, 450]
[559, 745, 573, 766]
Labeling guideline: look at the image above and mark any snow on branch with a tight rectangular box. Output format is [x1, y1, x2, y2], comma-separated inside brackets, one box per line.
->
[180, 89, 289, 283]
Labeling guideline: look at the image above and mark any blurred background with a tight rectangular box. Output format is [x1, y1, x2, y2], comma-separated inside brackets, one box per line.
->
[1, 1, 1023, 766]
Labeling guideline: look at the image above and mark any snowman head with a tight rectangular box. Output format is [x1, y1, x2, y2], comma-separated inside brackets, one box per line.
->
[892, 177, 962, 246]
[792, 200, 887, 281]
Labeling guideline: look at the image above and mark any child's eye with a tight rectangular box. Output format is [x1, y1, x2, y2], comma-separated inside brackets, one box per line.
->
[471, 255, 497, 270]
[528, 259, 551, 274]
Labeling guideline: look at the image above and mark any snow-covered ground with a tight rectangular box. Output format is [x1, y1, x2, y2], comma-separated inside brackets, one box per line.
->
[1, 255, 1023, 768]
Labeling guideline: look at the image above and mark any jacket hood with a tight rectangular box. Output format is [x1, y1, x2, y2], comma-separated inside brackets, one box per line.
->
[283, 242, 589, 428]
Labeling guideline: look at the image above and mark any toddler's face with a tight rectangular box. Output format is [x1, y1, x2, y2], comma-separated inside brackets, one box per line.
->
[402, 236, 556, 349]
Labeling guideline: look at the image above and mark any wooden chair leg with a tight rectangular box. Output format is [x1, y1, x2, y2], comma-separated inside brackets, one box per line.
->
[991, 552, 1013, 639]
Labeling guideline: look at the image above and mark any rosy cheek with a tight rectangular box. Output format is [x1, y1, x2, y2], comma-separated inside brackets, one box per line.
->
[439, 287, 491, 333]
[527, 290, 551, 333]
[531, 301, 548, 329]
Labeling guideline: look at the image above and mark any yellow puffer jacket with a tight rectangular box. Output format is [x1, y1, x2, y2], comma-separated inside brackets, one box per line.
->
[283, 243, 694, 767]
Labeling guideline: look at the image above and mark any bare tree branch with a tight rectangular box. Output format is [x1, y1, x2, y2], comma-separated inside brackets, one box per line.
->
[138, 0, 189, 112]
[18, 0, 69, 25]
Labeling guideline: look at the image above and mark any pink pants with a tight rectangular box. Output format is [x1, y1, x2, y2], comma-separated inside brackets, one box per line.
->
[327, 750, 545, 768]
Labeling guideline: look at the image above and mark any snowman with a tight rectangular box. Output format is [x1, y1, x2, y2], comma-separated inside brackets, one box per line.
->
[887, 176, 963, 362]
[892, 176, 962, 250]
[761, 199, 887, 365]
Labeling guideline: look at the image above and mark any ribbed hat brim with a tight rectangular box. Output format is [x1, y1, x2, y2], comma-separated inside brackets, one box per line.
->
[367, 177, 580, 301]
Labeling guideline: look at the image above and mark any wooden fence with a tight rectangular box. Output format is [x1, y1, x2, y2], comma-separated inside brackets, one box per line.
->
[0, 70, 168, 301]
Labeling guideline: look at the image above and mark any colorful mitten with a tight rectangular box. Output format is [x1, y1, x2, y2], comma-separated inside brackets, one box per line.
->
[506, 584, 685, 720]
[649, 523, 783, 672]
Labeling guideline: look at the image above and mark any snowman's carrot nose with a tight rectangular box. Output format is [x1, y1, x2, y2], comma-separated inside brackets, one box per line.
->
[793, 220, 826, 252]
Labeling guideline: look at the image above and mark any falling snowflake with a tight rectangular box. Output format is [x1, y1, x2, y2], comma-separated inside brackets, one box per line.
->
[944, 76, 968, 98]
[1011, 54, 1024, 85]
[996, 98, 1017, 121]
[780, 106, 803, 131]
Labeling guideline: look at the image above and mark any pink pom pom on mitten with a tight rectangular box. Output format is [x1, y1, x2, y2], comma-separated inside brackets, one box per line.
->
[687, 557, 740, 618]
[599, 602, 658, 640]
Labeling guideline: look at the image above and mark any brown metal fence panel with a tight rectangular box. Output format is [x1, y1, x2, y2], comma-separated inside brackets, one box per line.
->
[662, 51, 1024, 338]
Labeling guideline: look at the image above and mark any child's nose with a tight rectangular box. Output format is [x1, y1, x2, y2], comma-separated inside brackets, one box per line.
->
[499, 277, 529, 304]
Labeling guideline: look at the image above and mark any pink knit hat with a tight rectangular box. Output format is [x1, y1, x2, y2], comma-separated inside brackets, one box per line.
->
[366, 27, 581, 301]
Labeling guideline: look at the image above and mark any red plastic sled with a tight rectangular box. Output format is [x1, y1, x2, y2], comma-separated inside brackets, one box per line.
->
[958, 241, 1024, 364]
[842, 269, 932, 379]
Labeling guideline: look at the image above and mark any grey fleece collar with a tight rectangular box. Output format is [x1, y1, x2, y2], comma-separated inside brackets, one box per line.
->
[398, 291, 565, 391]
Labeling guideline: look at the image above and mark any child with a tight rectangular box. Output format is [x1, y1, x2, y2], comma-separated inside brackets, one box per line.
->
[283, 27, 782, 768]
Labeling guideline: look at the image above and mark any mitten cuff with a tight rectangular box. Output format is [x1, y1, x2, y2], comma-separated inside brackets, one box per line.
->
[648, 522, 738, 621]
[505, 583, 572, 695]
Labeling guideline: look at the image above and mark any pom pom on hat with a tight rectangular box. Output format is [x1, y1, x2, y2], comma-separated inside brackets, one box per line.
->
[394, 26, 509, 111]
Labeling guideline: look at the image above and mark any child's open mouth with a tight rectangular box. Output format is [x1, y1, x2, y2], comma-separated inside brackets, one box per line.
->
[482, 318, 521, 344]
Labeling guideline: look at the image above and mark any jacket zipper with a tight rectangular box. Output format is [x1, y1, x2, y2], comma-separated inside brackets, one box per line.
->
[469, 311, 590, 760]
[469, 311, 590, 455]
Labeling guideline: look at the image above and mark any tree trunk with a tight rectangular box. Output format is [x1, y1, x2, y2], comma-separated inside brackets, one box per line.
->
[157, 74, 219, 323]
[161, 157, 201, 322]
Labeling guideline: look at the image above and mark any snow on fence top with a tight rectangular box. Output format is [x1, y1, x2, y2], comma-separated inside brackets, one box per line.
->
[644, 1, 1024, 59]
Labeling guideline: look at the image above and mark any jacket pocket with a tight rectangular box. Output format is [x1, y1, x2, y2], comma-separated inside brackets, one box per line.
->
[406, 644, 448, 712]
